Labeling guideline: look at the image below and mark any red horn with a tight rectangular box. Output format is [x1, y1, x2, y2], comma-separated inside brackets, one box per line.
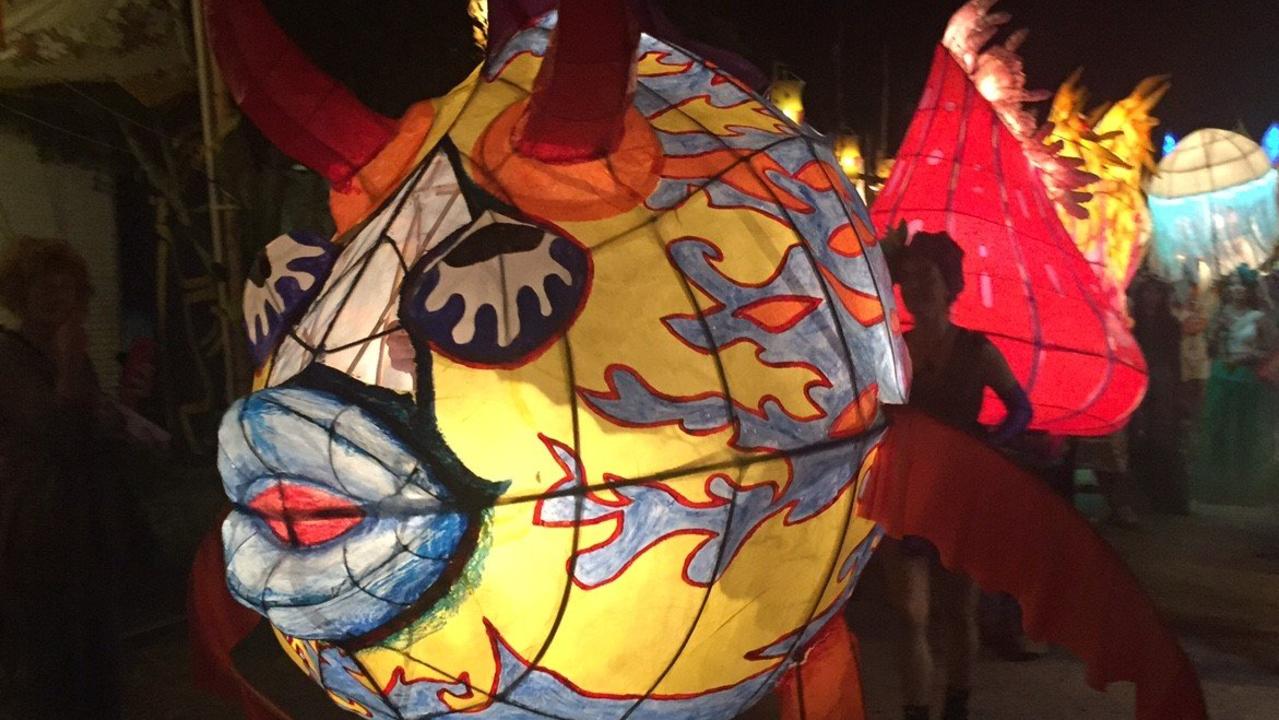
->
[515, 0, 639, 163]
[203, 0, 397, 185]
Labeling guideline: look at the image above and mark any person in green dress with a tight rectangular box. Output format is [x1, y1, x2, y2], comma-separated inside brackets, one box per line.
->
[1193, 266, 1278, 507]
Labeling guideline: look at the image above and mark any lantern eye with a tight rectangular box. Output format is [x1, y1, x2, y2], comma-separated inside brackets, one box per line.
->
[443, 222, 544, 267]
[399, 208, 592, 368]
[242, 231, 337, 367]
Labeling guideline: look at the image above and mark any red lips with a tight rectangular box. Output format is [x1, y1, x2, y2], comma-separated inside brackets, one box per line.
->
[248, 482, 365, 546]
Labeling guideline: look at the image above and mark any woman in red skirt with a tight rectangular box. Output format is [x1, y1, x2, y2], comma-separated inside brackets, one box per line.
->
[880, 231, 1032, 720]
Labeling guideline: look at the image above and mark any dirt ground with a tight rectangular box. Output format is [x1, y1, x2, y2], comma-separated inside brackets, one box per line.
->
[848, 503, 1279, 719]
[119, 477, 1279, 719]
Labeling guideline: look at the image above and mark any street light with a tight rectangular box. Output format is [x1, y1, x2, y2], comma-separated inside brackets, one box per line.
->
[768, 65, 805, 124]
[834, 131, 865, 200]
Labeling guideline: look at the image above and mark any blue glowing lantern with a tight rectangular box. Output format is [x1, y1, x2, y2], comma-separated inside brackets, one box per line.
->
[1147, 129, 1279, 281]
[1263, 123, 1279, 164]
[1162, 133, 1179, 158]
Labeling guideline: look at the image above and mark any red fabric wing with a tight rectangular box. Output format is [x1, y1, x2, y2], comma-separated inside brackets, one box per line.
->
[871, 46, 1147, 436]
[860, 408, 1207, 720]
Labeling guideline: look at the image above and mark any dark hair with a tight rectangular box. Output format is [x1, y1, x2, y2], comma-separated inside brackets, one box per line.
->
[1222, 265, 1265, 310]
[0, 236, 93, 316]
[1133, 277, 1173, 317]
[895, 231, 966, 302]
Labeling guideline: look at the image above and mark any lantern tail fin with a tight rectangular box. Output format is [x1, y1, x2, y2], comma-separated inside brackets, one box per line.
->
[774, 614, 866, 720]
[860, 408, 1207, 720]
[203, 0, 397, 185]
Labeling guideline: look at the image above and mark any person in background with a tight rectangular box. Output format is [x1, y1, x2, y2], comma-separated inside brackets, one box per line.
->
[1193, 266, 1278, 507]
[1129, 276, 1189, 514]
[1074, 430, 1139, 528]
[1176, 280, 1212, 420]
[0, 236, 122, 718]
[881, 230, 1033, 720]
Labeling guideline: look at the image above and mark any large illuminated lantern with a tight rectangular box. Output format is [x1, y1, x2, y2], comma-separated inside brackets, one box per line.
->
[871, 0, 1147, 436]
[1049, 73, 1169, 314]
[192, 2, 1207, 719]
[1147, 129, 1279, 281]
[205, 1, 903, 718]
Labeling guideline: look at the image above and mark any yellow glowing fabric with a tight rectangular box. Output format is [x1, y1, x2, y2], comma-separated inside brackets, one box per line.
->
[1049, 74, 1168, 307]
[221, 11, 905, 720]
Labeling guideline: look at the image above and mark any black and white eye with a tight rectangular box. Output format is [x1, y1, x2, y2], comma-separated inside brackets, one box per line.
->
[242, 231, 338, 367]
[399, 209, 591, 367]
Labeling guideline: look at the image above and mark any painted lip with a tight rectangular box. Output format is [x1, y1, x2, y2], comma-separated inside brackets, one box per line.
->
[217, 379, 501, 642]
[246, 481, 366, 547]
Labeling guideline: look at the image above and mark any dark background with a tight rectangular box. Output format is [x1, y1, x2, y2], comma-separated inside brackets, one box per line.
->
[691, 0, 1279, 147]
[269, 0, 1279, 157]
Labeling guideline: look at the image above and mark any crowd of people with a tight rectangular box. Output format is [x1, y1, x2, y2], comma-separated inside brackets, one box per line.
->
[1106, 263, 1279, 515]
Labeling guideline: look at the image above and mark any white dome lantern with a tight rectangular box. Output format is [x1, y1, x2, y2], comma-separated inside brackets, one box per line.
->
[1147, 129, 1279, 280]
[1148, 129, 1272, 198]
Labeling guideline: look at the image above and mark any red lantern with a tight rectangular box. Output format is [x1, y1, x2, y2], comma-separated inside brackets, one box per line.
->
[871, 46, 1147, 436]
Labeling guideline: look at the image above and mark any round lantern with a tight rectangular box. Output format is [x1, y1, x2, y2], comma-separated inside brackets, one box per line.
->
[1147, 129, 1279, 281]
[204, 1, 905, 718]
[194, 1, 1210, 718]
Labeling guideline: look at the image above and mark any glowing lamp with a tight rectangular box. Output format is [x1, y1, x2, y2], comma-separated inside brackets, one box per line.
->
[1147, 129, 1279, 280]
[1048, 73, 1169, 315]
[1162, 133, 1179, 157]
[768, 70, 806, 124]
[834, 132, 866, 201]
[835, 134, 864, 177]
[875, 157, 895, 182]
[193, 2, 1204, 718]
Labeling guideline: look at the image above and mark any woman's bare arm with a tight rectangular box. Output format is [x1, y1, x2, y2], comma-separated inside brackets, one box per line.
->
[981, 341, 1032, 444]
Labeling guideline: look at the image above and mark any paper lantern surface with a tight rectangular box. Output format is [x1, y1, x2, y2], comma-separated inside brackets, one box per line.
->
[1148, 129, 1272, 198]
[1147, 129, 1279, 280]
[217, 8, 906, 719]
[871, 45, 1147, 436]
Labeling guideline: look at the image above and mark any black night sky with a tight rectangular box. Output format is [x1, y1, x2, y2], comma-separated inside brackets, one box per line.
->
[692, 0, 1279, 150]
[275, 0, 1279, 156]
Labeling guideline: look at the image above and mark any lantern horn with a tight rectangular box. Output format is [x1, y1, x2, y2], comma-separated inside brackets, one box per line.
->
[515, 0, 639, 163]
[203, 0, 397, 185]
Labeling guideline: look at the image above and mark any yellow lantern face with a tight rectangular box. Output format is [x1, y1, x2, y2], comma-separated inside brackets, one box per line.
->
[222, 14, 905, 719]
